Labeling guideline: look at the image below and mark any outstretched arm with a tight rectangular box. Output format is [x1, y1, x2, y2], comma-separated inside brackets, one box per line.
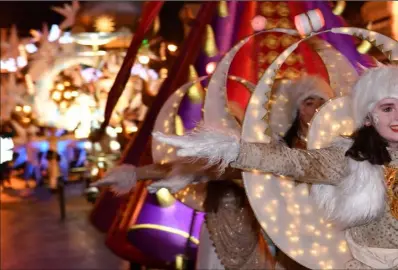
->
[233, 140, 348, 185]
[153, 127, 350, 185]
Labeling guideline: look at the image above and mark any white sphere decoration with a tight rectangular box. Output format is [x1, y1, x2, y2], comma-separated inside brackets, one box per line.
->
[294, 9, 325, 36]
[205, 62, 217, 74]
[251, 15, 267, 32]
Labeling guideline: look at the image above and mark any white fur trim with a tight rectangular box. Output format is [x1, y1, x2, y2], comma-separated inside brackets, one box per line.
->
[311, 158, 386, 229]
[352, 66, 398, 128]
[153, 124, 240, 174]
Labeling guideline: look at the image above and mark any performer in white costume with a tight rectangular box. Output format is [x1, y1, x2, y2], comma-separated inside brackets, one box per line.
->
[153, 65, 398, 269]
[93, 75, 336, 269]
[94, 9, 398, 269]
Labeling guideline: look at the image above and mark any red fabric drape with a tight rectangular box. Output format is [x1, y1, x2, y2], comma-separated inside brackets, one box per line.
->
[90, 1, 163, 235]
[227, 1, 258, 110]
[101, 1, 164, 131]
[103, 2, 218, 264]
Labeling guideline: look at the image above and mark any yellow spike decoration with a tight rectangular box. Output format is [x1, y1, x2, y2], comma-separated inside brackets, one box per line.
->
[187, 65, 204, 103]
[175, 115, 185, 136]
[203, 25, 219, 58]
[218, 1, 229, 18]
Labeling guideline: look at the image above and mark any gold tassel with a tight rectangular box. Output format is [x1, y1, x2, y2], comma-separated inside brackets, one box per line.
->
[203, 25, 218, 58]
[218, 1, 229, 18]
[187, 65, 204, 103]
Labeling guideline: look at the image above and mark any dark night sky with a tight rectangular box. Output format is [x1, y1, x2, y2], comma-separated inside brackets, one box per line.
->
[0, 1, 365, 40]
[0, 1, 184, 40]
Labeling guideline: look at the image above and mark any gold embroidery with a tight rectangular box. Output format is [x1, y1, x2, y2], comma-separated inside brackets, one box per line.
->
[384, 166, 398, 219]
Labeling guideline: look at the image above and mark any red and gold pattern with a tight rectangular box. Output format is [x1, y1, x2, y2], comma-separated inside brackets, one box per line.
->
[256, 1, 304, 81]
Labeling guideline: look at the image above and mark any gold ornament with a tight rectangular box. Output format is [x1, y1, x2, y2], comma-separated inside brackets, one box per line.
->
[264, 34, 281, 50]
[285, 53, 298, 66]
[276, 2, 290, 17]
[218, 1, 229, 18]
[203, 25, 219, 57]
[266, 51, 280, 65]
[278, 18, 294, 29]
[94, 15, 115, 33]
[281, 34, 297, 47]
[261, 2, 276, 17]
[385, 166, 398, 220]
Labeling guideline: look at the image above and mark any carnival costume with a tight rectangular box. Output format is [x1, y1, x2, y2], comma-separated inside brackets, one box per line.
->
[152, 10, 398, 270]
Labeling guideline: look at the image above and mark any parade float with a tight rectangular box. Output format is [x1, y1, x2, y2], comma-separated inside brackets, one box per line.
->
[88, 1, 380, 268]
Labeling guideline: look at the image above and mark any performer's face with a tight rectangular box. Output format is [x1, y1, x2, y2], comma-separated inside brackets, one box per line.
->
[370, 98, 398, 146]
[298, 96, 326, 127]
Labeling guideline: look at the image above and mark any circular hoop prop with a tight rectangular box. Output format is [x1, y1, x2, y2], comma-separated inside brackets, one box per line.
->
[242, 26, 398, 269]
[152, 76, 256, 212]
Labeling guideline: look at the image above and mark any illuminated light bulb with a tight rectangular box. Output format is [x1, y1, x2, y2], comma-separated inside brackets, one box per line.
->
[91, 167, 99, 176]
[326, 234, 332, 239]
[290, 236, 299, 242]
[56, 83, 65, 91]
[320, 131, 325, 136]
[84, 141, 92, 150]
[205, 62, 217, 74]
[273, 228, 279, 233]
[324, 113, 330, 120]
[52, 91, 62, 101]
[110, 141, 120, 151]
[270, 216, 276, 221]
[338, 241, 347, 253]
[64, 91, 72, 99]
[160, 68, 168, 79]
[138, 55, 150, 65]
[60, 101, 68, 109]
[15, 105, 22, 112]
[167, 44, 178, 52]
[22, 105, 31, 113]
[167, 148, 174, 154]
[256, 185, 264, 192]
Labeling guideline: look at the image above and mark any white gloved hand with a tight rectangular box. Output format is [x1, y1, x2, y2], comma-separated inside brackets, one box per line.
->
[152, 125, 240, 172]
[90, 164, 137, 195]
[147, 162, 207, 194]
[147, 174, 196, 194]
[0, 137, 14, 164]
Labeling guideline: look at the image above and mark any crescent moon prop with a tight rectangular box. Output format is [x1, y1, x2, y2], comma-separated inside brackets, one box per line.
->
[152, 77, 208, 164]
[203, 28, 299, 130]
[241, 23, 398, 270]
[151, 75, 255, 212]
